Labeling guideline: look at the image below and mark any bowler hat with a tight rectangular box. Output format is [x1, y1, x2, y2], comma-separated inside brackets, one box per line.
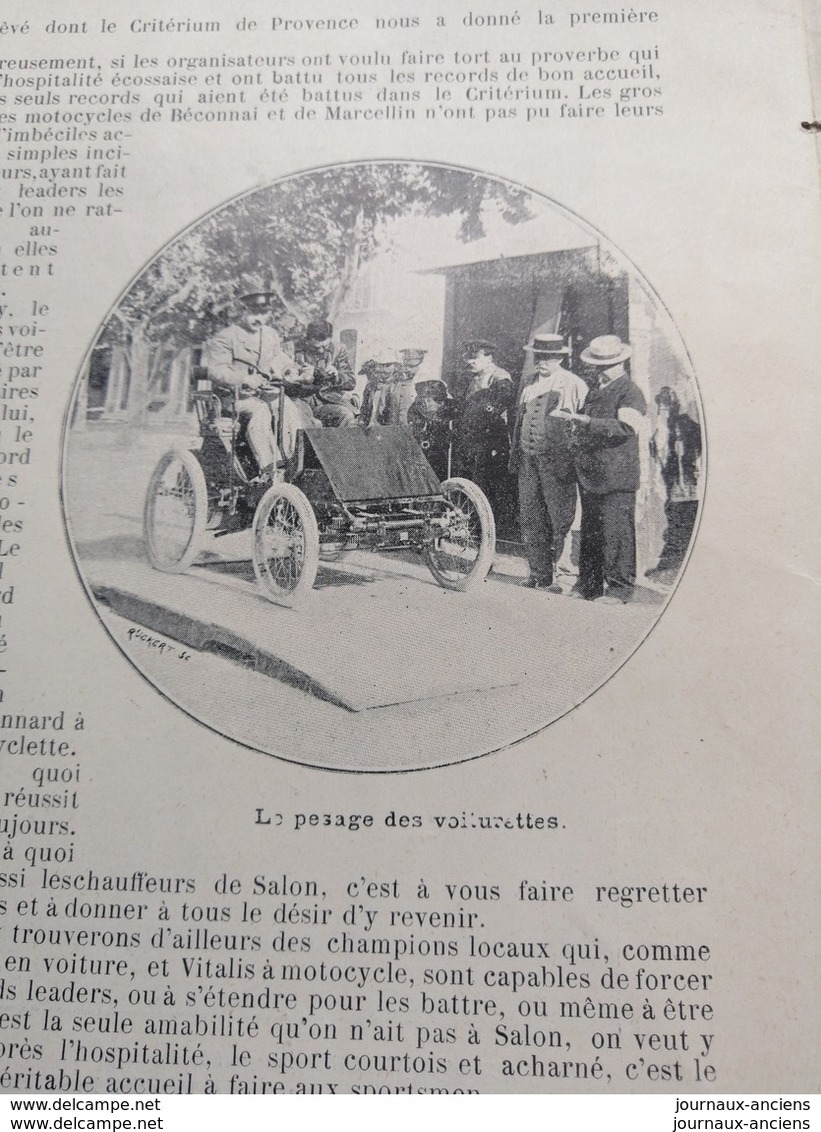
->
[529, 333, 567, 356]
[580, 334, 632, 366]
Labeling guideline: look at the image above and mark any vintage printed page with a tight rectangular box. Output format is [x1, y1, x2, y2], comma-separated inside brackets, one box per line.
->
[0, 0, 817, 1107]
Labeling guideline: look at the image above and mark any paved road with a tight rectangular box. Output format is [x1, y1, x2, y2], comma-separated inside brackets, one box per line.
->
[63, 424, 668, 771]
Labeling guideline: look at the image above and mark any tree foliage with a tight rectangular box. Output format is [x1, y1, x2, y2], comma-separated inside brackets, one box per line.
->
[101, 162, 534, 357]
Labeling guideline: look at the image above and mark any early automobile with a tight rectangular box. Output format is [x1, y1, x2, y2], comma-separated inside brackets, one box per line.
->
[143, 378, 495, 607]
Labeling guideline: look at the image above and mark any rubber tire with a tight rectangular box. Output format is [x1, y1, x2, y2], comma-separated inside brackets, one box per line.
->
[144, 448, 208, 573]
[426, 476, 496, 592]
[252, 483, 320, 607]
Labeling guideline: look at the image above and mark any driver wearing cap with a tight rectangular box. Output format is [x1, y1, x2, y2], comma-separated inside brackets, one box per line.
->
[202, 292, 313, 478]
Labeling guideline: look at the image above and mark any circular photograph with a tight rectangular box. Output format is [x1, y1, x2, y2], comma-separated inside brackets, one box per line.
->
[63, 160, 704, 772]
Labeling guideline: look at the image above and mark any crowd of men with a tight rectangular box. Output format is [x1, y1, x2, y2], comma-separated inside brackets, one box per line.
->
[201, 290, 662, 605]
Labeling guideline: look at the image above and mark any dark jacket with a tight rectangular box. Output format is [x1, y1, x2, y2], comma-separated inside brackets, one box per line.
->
[407, 398, 454, 480]
[455, 367, 515, 463]
[573, 374, 646, 494]
[293, 339, 354, 405]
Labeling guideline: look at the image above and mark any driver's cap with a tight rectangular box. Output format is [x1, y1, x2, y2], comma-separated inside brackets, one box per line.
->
[238, 292, 274, 312]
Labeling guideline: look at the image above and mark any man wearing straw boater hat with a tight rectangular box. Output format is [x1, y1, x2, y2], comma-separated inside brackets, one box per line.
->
[566, 334, 647, 603]
[509, 333, 588, 590]
[386, 347, 429, 426]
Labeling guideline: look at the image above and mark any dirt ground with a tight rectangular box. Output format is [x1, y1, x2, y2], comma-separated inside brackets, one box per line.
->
[63, 423, 670, 772]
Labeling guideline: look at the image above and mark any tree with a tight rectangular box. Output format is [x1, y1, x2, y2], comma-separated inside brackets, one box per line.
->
[95, 162, 534, 418]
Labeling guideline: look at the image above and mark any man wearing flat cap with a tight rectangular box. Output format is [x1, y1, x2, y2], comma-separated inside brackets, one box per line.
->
[293, 318, 357, 427]
[453, 339, 515, 515]
[202, 292, 312, 477]
[509, 334, 588, 589]
[566, 334, 647, 603]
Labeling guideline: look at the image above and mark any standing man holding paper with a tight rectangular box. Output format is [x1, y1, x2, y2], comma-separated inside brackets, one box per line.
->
[569, 334, 647, 604]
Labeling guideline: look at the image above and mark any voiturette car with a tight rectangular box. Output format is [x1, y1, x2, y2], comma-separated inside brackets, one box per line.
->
[143, 377, 495, 607]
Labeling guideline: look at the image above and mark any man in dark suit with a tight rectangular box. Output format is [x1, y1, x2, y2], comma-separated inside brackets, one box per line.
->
[566, 335, 647, 603]
[453, 339, 515, 516]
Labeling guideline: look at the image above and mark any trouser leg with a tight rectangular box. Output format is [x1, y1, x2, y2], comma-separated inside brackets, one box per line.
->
[540, 465, 578, 569]
[468, 454, 486, 494]
[238, 398, 276, 471]
[601, 491, 637, 597]
[518, 455, 554, 582]
[476, 450, 509, 527]
[578, 488, 604, 599]
[451, 444, 474, 482]
[275, 397, 316, 462]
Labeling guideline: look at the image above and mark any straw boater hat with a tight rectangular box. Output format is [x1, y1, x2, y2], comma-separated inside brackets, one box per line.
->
[529, 333, 568, 356]
[360, 356, 400, 380]
[400, 348, 427, 363]
[580, 334, 632, 366]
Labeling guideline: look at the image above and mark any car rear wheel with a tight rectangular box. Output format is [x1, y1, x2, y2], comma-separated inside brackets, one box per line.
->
[426, 477, 496, 591]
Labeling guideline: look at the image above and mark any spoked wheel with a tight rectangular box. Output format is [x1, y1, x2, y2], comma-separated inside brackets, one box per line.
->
[144, 449, 208, 573]
[426, 477, 496, 591]
[252, 484, 320, 607]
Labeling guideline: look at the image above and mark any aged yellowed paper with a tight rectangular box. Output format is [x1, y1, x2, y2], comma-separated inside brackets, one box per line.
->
[0, 0, 817, 1099]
